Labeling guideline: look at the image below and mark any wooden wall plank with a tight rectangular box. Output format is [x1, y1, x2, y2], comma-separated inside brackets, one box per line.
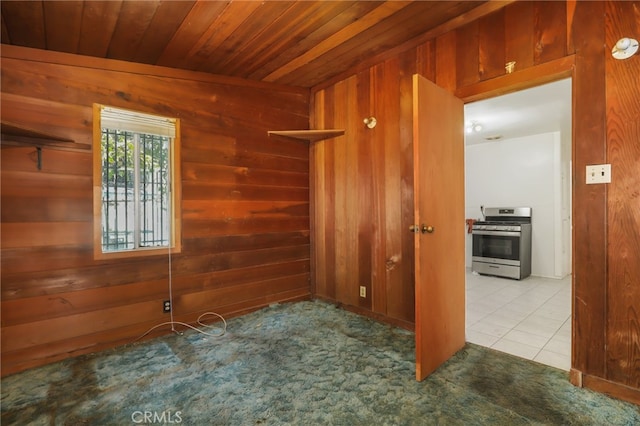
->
[356, 68, 372, 310]
[1, 222, 92, 248]
[435, 31, 457, 92]
[2, 196, 91, 223]
[0, 170, 91, 199]
[324, 85, 337, 300]
[383, 56, 406, 319]
[184, 232, 310, 255]
[396, 48, 417, 323]
[182, 182, 308, 203]
[1, 246, 93, 275]
[182, 162, 308, 187]
[332, 79, 349, 304]
[571, 0, 607, 378]
[478, 8, 506, 81]
[415, 40, 436, 81]
[182, 200, 309, 220]
[456, 20, 479, 87]
[533, 0, 567, 65]
[370, 62, 388, 315]
[0, 148, 91, 175]
[505, 1, 535, 70]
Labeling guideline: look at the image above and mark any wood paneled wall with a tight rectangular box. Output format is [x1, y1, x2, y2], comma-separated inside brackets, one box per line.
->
[311, 0, 639, 403]
[602, 0, 640, 395]
[311, 53, 418, 327]
[1, 46, 311, 375]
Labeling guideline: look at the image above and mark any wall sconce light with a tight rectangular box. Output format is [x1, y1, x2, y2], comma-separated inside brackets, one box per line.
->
[612, 37, 639, 60]
[363, 117, 377, 129]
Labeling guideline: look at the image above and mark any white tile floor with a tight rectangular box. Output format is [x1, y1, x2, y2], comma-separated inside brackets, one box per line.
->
[465, 269, 572, 371]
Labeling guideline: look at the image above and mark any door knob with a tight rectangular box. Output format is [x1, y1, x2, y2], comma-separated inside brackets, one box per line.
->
[421, 224, 434, 234]
[410, 224, 420, 233]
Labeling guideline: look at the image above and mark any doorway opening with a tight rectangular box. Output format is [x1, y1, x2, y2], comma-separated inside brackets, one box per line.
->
[462, 78, 572, 370]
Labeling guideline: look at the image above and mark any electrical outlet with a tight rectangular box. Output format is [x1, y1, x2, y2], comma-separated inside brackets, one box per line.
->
[359, 286, 366, 298]
[163, 300, 171, 313]
[586, 164, 611, 184]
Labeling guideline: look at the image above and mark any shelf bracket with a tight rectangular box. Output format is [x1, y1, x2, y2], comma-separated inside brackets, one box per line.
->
[36, 147, 42, 170]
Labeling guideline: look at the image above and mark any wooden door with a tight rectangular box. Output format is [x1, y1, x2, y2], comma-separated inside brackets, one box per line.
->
[412, 74, 466, 381]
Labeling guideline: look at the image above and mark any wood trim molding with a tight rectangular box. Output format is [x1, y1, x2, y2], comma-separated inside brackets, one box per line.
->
[571, 370, 640, 406]
[570, 368, 583, 387]
[314, 295, 415, 332]
[455, 55, 576, 102]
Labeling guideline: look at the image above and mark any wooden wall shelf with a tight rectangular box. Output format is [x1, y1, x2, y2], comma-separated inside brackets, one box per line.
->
[1, 121, 89, 169]
[268, 129, 345, 142]
[1, 121, 73, 142]
[1, 121, 89, 152]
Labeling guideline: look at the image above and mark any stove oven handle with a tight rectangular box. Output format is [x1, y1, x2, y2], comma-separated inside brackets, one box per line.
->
[472, 230, 520, 237]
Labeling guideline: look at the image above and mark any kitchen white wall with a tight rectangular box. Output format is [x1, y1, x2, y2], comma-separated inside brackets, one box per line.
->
[465, 131, 569, 278]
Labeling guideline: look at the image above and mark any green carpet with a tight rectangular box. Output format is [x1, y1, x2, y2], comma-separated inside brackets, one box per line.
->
[2, 300, 638, 425]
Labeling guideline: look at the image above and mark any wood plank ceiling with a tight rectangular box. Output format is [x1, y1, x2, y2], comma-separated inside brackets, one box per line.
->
[0, 0, 487, 88]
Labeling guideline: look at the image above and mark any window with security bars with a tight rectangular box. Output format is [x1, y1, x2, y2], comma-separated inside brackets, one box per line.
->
[94, 105, 181, 257]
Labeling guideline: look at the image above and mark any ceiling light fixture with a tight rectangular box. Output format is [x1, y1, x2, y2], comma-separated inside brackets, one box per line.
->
[611, 37, 639, 60]
[466, 122, 483, 134]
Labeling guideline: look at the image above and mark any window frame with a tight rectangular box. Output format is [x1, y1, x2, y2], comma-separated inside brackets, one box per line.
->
[92, 104, 182, 260]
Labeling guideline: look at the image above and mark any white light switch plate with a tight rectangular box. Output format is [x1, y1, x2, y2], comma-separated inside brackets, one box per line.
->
[586, 164, 611, 184]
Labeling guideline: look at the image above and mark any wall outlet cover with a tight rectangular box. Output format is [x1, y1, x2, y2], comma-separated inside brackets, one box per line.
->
[359, 286, 366, 298]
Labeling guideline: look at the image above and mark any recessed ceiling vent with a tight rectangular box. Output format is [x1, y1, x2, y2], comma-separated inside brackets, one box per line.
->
[484, 135, 503, 141]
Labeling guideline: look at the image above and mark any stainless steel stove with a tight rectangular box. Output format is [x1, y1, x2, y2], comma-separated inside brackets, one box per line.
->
[472, 207, 532, 280]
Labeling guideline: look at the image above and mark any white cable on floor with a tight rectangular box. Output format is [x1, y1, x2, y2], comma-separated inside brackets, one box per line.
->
[135, 243, 227, 342]
[136, 312, 227, 341]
